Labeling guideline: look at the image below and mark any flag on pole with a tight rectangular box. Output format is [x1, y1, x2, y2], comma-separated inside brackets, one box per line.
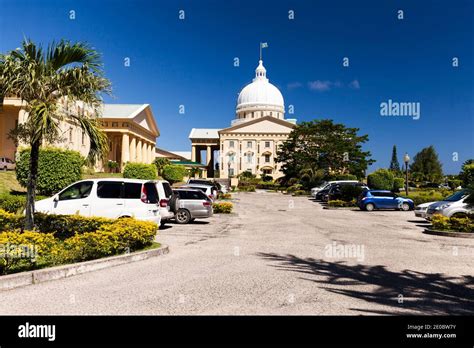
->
[261, 42, 268, 48]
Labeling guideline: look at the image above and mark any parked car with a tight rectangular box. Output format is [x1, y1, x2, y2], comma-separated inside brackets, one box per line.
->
[181, 183, 217, 201]
[173, 188, 213, 224]
[311, 180, 358, 198]
[187, 179, 221, 196]
[0, 157, 15, 170]
[154, 180, 177, 225]
[414, 201, 437, 219]
[425, 190, 472, 219]
[327, 182, 368, 201]
[357, 190, 414, 211]
[35, 179, 161, 224]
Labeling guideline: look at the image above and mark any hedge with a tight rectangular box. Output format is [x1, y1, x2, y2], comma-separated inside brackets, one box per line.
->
[212, 202, 233, 213]
[431, 214, 473, 233]
[162, 164, 187, 184]
[367, 169, 394, 190]
[327, 199, 356, 207]
[16, 147, 84, 196]
[123, 163, 157, 180]
[0, 194, 26, 213]
[0, 210, 158, 274]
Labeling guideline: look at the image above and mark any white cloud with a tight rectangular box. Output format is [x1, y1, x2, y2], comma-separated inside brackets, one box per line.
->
[308, 80, 332, 91]
[349, 79, 360, 89]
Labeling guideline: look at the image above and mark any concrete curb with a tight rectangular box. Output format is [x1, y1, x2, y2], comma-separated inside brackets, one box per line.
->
[423, 229, 474, 238]
[0, 244, 169, 291]
[323, 206, 358, 210]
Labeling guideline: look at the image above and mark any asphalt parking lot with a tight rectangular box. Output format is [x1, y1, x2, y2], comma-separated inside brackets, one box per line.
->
[0, 191, 473, 315]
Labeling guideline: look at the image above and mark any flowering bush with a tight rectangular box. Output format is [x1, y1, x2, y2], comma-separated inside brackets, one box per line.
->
[212, 202, 233, 214]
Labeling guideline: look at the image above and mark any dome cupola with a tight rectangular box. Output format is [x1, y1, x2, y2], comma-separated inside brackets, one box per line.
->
[234, 59, 285, 124]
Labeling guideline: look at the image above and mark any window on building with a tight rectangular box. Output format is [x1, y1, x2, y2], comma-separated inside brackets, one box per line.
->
[112, 122, 118, 127]
[229, 154, 235, 163]
[229, 140, 235, 148]
[246, 153, 253, 163]
[69, 127, 73, 142]
[247, 141, 252, 148]
[229, 168, 234, 177]
[265, 155, 271, 163]
[81, 131, 85, 145]
[265, 141, 270, 148]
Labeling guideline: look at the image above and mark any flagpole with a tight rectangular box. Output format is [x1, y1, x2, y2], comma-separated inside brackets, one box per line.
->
[259, 42, 262, 61]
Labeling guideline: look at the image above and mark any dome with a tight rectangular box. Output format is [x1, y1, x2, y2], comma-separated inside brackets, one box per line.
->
[236, 60, 284, 111]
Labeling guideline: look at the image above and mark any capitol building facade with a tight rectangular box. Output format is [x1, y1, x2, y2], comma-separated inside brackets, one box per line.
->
[189, 59, 297, 179]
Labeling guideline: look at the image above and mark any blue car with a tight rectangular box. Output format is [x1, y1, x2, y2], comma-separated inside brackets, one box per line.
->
[357, 190, 414, 211]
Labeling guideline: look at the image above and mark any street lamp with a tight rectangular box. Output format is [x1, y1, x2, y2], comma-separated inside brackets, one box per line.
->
[403, 153, 410, 196]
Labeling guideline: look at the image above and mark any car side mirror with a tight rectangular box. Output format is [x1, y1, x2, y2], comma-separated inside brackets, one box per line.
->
[53, 195, 59, 202]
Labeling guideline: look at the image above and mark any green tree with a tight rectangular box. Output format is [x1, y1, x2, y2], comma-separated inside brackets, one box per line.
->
[276, 119, 375, 182]
[153, 157, 170, 177]
[367, 169, 395, 190]
[0, 39, 110, 229]
[459, 159, 474, 189]
[162, 164, 187, 184]
[409, 146, 443, 183]
[389, 145, 401, 174]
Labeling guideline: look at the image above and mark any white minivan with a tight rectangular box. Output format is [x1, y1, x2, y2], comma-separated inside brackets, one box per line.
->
[34, 178, 161, 224]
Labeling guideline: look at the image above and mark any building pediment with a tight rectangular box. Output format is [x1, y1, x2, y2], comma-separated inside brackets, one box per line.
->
[219, 116, 295, 135]
[101, 104, 159, 138]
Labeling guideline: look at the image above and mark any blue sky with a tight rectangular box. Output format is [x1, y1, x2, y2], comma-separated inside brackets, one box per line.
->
[1, 0, 473, 174]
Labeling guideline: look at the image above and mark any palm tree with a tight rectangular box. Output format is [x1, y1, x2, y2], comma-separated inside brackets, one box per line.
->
[0, 39, 111, 229]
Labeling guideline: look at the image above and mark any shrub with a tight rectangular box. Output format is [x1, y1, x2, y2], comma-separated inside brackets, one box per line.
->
[431, 214, 473, 233]
[123, 163, 157, 180]
[0, 230, 58, 274]
[219, 193, 232, 200]
[16, 147, 84, 196]
[339, 185, 363, 202]
[328, 174, 358, 181]
[260, 174, 273, 182]
[328, 199, 356, 207]
[292, 190, 309, 196]
[64, 218, 157, 261]
[212, 202, 233, 213]
[0, 194, 26, 213]
[447, 179, 462, 190]
[393, 177, 405, 192]
[153, 158, 171, 177]
[162, 164, 187, 184]
[367, 169, 394, 190]
[238, 171, 256, 180]
[404, 190, 445, 205]
[238, 185, 256, 192]
[0, 209, 23, 231]
[33, 213, 114, 239]
[256, 181, 278, 190]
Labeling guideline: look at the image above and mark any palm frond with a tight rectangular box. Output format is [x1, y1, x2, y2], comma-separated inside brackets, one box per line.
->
[47, 40, 102, 74]
[69, 113, 109, 164]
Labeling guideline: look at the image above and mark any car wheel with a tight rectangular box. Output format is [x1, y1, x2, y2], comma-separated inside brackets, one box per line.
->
[175, 209, 191, 224]
[451, 212, 468, 218]
[400, 203, 410, 211]
[365, 203, 375, 211]
[2, 166, 6, 171]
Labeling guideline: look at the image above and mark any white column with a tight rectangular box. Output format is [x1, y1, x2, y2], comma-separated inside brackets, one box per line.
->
[137, 139, 142, 162]
[142, 141, 147, 163]
[121, 133, 130, 167]
[130, 137, 136, 162]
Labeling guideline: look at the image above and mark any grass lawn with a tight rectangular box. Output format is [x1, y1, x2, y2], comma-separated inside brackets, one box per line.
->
[0, 171, 25, 194]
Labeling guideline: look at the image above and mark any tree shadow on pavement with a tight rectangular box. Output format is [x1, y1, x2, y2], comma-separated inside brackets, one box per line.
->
[257, 252, 474, 315]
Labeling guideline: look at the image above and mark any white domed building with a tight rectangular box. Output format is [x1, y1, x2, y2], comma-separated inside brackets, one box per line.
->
[189, 59, 297, 179]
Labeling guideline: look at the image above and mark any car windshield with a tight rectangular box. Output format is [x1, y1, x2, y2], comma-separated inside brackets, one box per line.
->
[444, 190, 470, 202]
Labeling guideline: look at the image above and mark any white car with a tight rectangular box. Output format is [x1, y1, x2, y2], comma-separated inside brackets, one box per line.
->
[425, 190, 472, 220]
[0, 157, 15, 170]
[311, 180, 359, 198]
[35, 178, 161, 224]
[154, 180, 176, 224]
[414, 201, 437, 219]
[181, 184, 217, 201]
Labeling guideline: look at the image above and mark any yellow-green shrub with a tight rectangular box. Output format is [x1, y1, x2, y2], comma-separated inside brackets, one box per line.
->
[431, 214, 473, 233]
[64, 218, 158, 261]
[0, 209, 23, 231]
[212, 202, 233, 213]
[0, 231, 58, 274]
